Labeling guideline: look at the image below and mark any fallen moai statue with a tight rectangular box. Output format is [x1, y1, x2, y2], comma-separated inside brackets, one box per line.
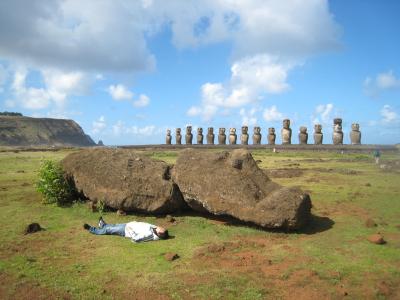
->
[62, 148, 186, 214]
[62, 148, 312, 230]
[172, 149, 311, 230]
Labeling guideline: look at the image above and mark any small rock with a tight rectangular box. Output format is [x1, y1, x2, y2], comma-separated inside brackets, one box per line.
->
[165, 215, 176, 223]
[164, 253, 179, 261]
[117, 209, 126, 216]
[88, 201, 97, 212]
[365, 218, 377, 228]
[367, 234, 386, 245]
[24, 223, 42, 234]
[365, 183, 371, 187]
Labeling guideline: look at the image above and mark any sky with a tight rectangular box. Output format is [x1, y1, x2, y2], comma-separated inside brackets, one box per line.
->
[0, 0, 399, 145]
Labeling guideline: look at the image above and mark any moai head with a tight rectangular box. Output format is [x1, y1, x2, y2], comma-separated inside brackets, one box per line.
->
[283, 119, 290, 129]
[166, 129, 171, 136]
[300, 126, 307, 133]
[241, 126, 248, 134]
[334, 118, 342, 126]
[197, 127, 203, 134]
[269, 127, 275, 134]
[314, 124, 322, 133]
[186, 126, 192, 134]
[219, 128, 225, 134]
[351, 123, 359, 131]
[208, 127, 214, 134]
[254, 126, 261, 134]
[334, 123, 342, 132]
[230, 128, 236, 135]
[176, 128, 181, 135]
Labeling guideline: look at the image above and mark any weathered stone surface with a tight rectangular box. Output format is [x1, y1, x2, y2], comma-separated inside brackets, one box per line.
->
[166, 129, 172, 145]
[229, 128, 237, 145]
[175, 128, 182, 145]
[62, 148, 186, 214]
[172, 149, 312, 229]
[281, 119, 292, 145]
[206, 127, 214, 145]
[218, 128, 226, 145]
[313, 124, 323, 145]
[252, 127, 261, 145]
[268, 128, 276, 145]
[350, 123, 361, 145]
[333, 118, 343, 145]
[185, 126, 193, 145]
[299, 126, 308, 145]
[240, 126, 249, 145]
[197, 128, 203, 144]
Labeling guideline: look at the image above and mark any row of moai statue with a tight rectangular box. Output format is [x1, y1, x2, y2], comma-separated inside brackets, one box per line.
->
[165, 119, 361, 145]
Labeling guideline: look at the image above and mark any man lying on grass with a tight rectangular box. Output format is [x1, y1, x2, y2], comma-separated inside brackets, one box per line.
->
[83, 217, 169, 242]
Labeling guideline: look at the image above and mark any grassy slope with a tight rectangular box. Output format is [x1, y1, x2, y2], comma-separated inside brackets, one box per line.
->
[0, 149, 399, 299]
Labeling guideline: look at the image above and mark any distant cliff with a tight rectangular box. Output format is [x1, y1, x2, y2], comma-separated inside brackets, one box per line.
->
[0, 116, 95, 147]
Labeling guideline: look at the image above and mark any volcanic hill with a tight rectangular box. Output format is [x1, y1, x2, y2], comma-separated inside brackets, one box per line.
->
[0, 115, 95, 147]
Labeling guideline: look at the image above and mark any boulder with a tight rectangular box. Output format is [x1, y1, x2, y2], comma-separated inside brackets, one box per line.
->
[172, 149, 311, 230]
[62, 148, 186, 214]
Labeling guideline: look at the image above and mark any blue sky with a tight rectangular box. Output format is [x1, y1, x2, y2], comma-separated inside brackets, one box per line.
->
[0, 0, 399, 145]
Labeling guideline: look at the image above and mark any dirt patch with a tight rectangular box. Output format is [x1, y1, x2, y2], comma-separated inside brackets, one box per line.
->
[0, 272, 71, 300]
[379, 160, 400, 173]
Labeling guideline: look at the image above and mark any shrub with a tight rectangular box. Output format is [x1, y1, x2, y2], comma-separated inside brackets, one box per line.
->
[36, 160, 74, 205]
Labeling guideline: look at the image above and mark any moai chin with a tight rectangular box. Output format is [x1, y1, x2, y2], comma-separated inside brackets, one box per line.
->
[206, 127, 215, 145]
[166, 129, 172, 145]
[175, 128, 182, 145]
[333, 118, 343, 145]
[281, 119, 292, 145]
[350, 123, 361, 145]
[197, 127, 204, 144]
[229, 128, 237, 145]
[240, 126, 249, 145]
[252, 127, 262, 145]
[218, 128, 226, 145]
[313, 124, 323, 145]
[185, 126, 193, 145]
[298, 126, 308, 145]
[268, 127, 276, 145]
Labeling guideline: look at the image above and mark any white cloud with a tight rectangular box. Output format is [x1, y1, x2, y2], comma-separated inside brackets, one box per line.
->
[133, 94, 150, 107]
[263, 105, 284, 122]
[8, 67, 88, 110]
[108, 84, 133, 101]
[111, 120, 159, 137]
[91, 116, 107, 134]
[380, 105, 399, 124]
[364, 71, 400, 97]
[311, 103, 334, 125]
[189, 55, 294, 121]
[240, 108, 258, 126]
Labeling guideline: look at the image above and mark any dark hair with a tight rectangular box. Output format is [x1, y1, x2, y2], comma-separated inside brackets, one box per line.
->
[158, 229, 169, 240]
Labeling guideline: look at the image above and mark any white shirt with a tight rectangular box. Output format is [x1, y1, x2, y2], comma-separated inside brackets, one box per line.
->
[124, 221, 160, 242]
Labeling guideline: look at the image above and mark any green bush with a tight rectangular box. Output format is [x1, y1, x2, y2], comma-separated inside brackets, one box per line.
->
[36, 160, 74, 205]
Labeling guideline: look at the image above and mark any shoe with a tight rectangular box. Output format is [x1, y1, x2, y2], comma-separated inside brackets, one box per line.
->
[83, 223, 91, 230]
[98, 216, 106, 228]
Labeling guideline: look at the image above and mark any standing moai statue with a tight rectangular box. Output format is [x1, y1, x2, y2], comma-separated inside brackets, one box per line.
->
[240, 126, 249, 145]
[218, 128, 226, 145]
[252, 126, 262, 145]
[333, 118, 343, 145]
[281, 119, 292, 145]
[298, 126, 308, 144]
[166, 129, 172, 145]
[197, 127, 204, 144]
[313, 124, 323, 145]
[229, 128, 237, 145]
[206, 127, 215, 145]
[350, 123, 361, 145]
[175, 128, 182, 145]
[185, 126, 193, 145]
[268, 127, 276, 145]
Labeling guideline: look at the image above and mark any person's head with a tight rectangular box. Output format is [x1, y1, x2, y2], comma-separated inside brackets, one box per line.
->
[155, 226, 169, 240]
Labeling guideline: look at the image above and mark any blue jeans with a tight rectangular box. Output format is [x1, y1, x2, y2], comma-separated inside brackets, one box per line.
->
[89, 223, 126, 236]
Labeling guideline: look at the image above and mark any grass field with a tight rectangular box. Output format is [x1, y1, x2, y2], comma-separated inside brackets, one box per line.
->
[0, 148, 399, 299]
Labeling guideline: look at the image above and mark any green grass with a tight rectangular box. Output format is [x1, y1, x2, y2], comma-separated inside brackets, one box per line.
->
[0, 149, 399, 299]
